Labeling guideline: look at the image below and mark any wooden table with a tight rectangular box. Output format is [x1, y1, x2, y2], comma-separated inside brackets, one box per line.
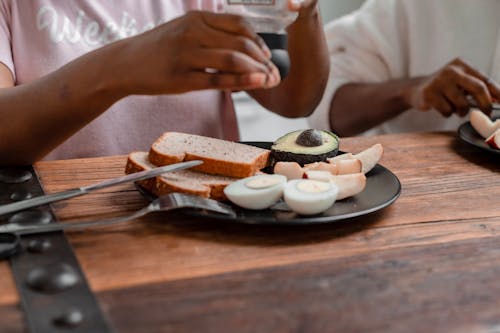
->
[1, 132, 499, 333]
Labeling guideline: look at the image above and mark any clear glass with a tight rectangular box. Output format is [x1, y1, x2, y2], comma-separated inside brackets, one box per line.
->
[222, 0, 298, 33]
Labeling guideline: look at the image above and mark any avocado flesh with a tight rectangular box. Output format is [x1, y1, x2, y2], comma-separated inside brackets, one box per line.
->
[270, 130, 339, 165]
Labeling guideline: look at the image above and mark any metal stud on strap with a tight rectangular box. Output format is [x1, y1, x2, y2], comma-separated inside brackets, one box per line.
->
[0, 166, 114, 333]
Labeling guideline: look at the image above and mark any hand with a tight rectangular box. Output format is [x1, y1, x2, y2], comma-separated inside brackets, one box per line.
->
[406, 57, 500, 117]
[120, 11, 280, 95]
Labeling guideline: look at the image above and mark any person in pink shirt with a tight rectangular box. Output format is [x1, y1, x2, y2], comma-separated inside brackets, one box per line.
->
[0, 0, 329, 165]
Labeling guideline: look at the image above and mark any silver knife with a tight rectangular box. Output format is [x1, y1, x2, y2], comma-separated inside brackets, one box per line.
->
[0, 160, 202, 216]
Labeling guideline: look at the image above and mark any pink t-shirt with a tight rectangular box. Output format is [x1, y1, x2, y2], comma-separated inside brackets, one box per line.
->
[0, 0, 239, 160]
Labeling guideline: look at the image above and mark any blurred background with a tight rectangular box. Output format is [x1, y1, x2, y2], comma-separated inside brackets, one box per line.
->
[234, 0, 365, 141]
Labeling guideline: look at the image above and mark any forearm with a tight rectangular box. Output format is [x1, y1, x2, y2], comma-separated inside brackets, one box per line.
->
[0, 10, 299, 165]
[330, 78, 424, 136]
[249, 6, 329, 117]
[0, 40, 130, 166]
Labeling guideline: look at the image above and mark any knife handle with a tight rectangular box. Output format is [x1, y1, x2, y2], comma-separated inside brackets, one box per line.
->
[0, 188, 85, 216]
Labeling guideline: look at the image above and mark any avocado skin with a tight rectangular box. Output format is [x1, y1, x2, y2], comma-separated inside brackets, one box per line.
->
[270, 149, 339, 165]
[270, 130, 339, 166]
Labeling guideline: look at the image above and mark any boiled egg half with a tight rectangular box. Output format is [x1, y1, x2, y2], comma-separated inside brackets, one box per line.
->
[284, 179, 338, 215]
[224, 174, 287, 210]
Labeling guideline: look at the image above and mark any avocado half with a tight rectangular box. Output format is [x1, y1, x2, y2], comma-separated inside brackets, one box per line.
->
[270, 129, 340, 165]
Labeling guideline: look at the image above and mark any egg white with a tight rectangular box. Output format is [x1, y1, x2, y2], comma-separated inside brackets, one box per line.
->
[284, 179, 338, 215]
[224, 174, 287, 210]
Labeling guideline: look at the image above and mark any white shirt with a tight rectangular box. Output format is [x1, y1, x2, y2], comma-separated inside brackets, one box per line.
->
[309, 0, 500, 135]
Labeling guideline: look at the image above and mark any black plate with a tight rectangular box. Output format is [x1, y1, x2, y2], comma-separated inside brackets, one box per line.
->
[140, 142, 401, 225]
[458, 117, 500, 155]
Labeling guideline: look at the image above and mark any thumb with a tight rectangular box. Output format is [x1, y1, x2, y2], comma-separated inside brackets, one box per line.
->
[288, 0, 317, 11]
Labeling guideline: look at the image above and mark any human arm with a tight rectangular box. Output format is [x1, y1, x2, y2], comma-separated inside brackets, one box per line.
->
[330, 58, 500, 136]
[0, 11, 278, 166]
[309, 0, 500, 136]
[247, 0, 329, 118]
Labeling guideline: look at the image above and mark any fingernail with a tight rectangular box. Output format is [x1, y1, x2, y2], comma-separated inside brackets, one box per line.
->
[248, 73, 267, 87]
[272, 64, 281, 82]
[262, 44, 271, 59]
[264, 75, 272, 88]
[289, 0, 304, 9]
[266, 71, 280, 88]
[265, 60, 274, 73]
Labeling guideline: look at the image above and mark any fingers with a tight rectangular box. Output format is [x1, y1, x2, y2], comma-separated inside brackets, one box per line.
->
[442, 84, 470, 117]
[181, 49, 280, 91]
[183, 71, 279, 92]
[417, 58, 499, 117]
[127, 10, 284, 96]
[485, 78, 500, 102]
[174, 11, 282, 91]
[183, 49, 273, 76]
[417, 80, 465, 117]
[288, 0, 320, 21]
[198, 11, 270, 56]
[451, 57, 500, 107]
[189, 11, 276, 78]
[288, 0, 318, 11]
[198, 27, 271, 66]
[457, 75, 492, 111]
[454, 58, 493, 90]
[424, 91, 454, 117]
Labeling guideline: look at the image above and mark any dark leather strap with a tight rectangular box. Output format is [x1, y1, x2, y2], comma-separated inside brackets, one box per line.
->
[0, 166, 114, 333]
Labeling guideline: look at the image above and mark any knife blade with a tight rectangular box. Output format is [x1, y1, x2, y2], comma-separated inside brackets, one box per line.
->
[0, 160, 202, 216]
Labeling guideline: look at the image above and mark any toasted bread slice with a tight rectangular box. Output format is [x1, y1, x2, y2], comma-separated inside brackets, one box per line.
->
[125, 151, 158, 194]
[149, 132, 270, 178]
[126, 152, 238, 200]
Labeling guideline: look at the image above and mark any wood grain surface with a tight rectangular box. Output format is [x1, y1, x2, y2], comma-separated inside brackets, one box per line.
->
[1, 132, 499, 333]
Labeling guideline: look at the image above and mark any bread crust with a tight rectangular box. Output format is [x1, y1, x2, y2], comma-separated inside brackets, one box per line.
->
[126, 151, 235, 200]
[125, 152, 157, 194]
[148, 132, 270, 178]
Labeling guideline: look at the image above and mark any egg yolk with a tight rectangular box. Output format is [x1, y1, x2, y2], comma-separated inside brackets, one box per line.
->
[297, 180, 330, 193]
[246, 177, 281, 189]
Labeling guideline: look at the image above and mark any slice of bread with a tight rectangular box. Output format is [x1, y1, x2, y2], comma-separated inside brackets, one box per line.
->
[125, 151, 158, 194]
[126, 152, 238, 200]
[149, 132, 270, 178]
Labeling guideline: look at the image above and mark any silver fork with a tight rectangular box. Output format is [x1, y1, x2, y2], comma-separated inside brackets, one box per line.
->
[0, 193, 236, 236]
